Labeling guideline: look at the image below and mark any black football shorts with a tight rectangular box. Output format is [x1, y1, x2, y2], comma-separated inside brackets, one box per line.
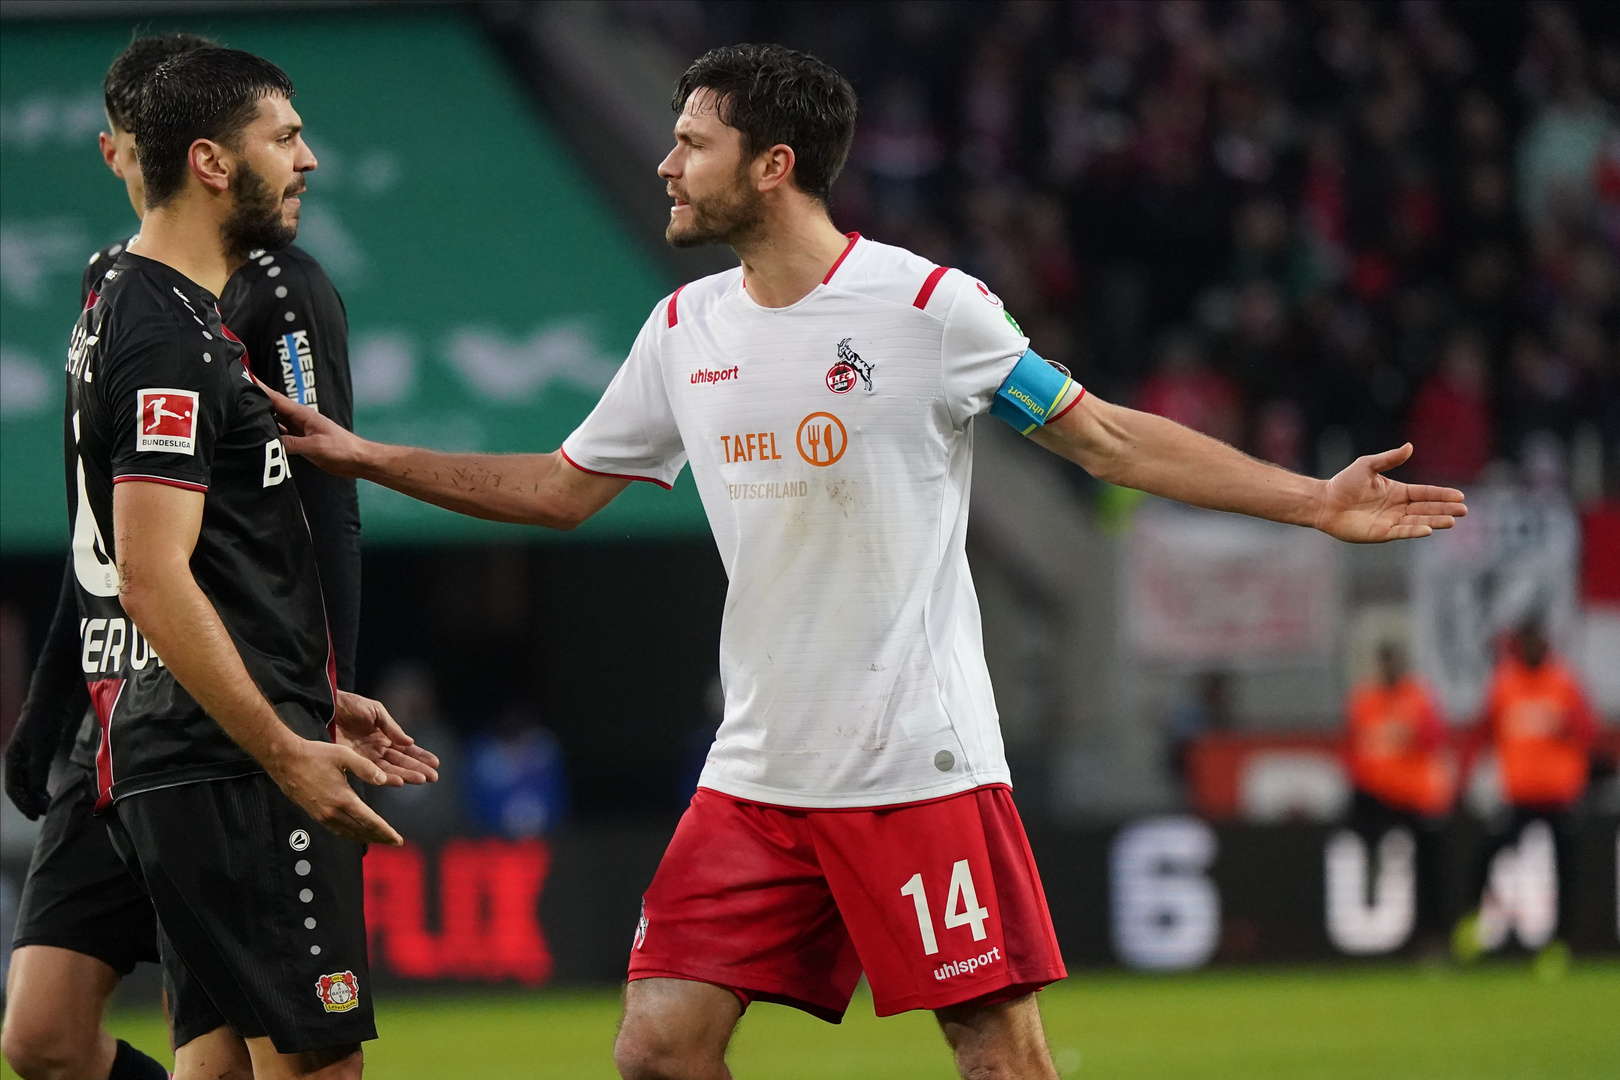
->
[12, 764, 159, 974]
[107, 771, 376, 1054]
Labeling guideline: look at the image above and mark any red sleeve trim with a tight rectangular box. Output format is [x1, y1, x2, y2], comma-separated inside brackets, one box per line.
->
[667, 284, 688, 329]
[913, 265, 948, 310]
[1049, 385, 1086, 424]
[820, 232, 861, 285]
[559, 446, 673, 490]
[113, 474, 208, 493]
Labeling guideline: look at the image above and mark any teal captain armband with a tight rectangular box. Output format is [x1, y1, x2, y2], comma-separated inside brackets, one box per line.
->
[989, 349, 1081, 435]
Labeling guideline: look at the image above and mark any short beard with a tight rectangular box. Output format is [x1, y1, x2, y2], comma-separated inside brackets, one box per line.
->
[220, 159, 297, 260]
[666, 167, 765, 249]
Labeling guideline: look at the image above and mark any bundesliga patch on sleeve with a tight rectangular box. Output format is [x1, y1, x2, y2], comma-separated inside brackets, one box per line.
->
[135, 388, 199, 454]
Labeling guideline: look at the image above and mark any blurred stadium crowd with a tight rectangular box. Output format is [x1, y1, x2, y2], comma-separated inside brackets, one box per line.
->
[623, 0, 1620, 493]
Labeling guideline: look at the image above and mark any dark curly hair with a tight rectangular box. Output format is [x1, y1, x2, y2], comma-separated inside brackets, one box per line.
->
[672, 43, 858, 203]
[103, 32, 218, 133]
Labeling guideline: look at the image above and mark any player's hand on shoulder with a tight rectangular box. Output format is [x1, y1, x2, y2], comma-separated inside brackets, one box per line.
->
[333, 690, 440, 785]
[266, 735, 406, 846]
[1313, 443, 1468, 543]
[269, 386, 367, 477]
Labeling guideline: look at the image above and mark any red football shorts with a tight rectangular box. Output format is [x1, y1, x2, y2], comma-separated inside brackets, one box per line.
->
[627, 783, 1066, 1021]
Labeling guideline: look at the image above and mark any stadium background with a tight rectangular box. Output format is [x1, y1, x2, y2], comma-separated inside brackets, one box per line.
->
[1, 1, 1617, 1075]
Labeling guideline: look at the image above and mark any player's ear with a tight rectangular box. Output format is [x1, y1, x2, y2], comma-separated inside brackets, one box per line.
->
[188, 138, 233, 194]
[99, 131, 121, 174]
[756, 143, 796, 193]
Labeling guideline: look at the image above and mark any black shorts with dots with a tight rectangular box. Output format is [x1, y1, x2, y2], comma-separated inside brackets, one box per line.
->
[106, 771, 376, 1054]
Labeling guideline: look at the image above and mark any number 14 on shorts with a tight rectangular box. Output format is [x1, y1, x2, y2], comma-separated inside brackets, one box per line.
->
[900, 859, 990, 955]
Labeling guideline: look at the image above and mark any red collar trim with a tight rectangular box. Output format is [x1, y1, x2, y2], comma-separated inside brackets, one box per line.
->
[821, 232, 861, 285]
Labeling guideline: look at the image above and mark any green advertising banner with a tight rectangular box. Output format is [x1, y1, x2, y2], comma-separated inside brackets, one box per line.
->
[0, 10, 708, 550]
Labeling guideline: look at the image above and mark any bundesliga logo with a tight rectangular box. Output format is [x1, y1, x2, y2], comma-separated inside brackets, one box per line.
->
[315, 970, 361, 1013]
[825, 337, 873, 394]
[135, 388, 198, 455]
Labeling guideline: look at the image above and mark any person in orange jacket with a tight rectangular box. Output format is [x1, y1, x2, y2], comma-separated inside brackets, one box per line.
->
[1343, 643, 1454, 939]
[1466, 617, 1599, 952]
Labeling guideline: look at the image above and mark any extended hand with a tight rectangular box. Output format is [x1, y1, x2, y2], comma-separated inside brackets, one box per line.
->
[270, 387, 369, 477]
[1314, 444, 1467, 543]
[333, 690, 440, 785]
[267, 736, 406, 846]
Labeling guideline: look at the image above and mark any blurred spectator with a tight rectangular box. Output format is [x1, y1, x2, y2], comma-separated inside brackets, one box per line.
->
[1343, 643, 1452, 941]
[1461, 617, 1599, 954]
[1136, 331, 1243, 445]
[1166, 670, 1235, 799]
[1406, 328, 1492, 483]
[1344, 644, 1452, 823]
[465, 705, 569, 838]
[367, 662, 464, 845]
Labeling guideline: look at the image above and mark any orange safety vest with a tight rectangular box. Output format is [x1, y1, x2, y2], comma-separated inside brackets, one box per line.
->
[1482, 656, 1598, 808]
[1344, 675, 1452, 816]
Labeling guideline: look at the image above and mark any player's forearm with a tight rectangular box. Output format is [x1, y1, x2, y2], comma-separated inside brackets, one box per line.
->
[118, 567, 300, 767]
[355, 442, 593, 529]
[1046, 400, 1327, 529]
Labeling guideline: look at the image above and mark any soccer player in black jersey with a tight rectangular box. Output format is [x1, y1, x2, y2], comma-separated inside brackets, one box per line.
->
[2, 35, 386, 1080]
[28, 46, 427, 1080]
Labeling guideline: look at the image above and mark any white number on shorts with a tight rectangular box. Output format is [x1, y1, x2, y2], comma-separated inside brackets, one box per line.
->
[900, 873, 939, 955]
[901, 860, 989, 956]
[943, 859, 990, 941]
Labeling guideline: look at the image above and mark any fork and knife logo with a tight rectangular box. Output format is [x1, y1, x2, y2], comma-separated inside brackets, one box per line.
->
[796, 412, 848, 467]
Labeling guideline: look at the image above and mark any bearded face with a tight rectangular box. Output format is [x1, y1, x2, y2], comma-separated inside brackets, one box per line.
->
[666, 160, 766, 249]
[220, 157, 302, 260]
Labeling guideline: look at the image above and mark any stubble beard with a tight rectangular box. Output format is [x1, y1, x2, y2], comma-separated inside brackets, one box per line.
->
[666, 169, 765, 249]
[221, 159, 299, 260]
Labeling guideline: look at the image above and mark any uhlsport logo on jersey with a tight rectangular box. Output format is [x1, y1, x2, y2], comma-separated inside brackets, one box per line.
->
[315, 971, 360, 1013]
[796, 412, 848, 466]
[135, 388, 199, 455]
[825, 337, 874, 394]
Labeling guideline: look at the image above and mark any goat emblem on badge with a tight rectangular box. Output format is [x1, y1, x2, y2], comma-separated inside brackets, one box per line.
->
[315, 971, 360, 1013]
[825, 337, 874, 394]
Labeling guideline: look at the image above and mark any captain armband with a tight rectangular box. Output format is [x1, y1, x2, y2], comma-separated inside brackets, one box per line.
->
[988, 349, 1085, 435]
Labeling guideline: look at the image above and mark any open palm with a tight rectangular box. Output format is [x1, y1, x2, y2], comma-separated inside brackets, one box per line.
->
[1315, 444, 1467, 543]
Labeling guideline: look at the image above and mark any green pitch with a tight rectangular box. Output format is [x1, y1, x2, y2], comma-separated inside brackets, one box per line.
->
[7, 962, 1615, 1079]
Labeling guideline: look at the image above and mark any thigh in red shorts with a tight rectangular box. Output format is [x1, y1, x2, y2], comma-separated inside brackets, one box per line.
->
[627, 784, 1066, 1021]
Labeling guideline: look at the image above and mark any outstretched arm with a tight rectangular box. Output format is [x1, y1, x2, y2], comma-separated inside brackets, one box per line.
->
[1033, 393, 1466, 542]
[271, 388, 628, 529]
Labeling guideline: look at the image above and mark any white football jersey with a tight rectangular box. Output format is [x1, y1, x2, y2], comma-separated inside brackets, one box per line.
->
[563, 235, 1057, 808]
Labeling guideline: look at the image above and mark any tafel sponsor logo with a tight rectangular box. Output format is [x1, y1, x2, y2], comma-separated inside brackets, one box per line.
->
[796, 411, 847, 467]
[315, 970, 361, 1013]
[135, 388, 198, 455]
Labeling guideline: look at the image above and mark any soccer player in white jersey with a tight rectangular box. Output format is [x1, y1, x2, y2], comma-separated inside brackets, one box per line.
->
[275, 44, 1467, 1080]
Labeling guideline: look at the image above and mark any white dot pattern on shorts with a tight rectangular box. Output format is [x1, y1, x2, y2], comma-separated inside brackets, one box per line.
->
[299, 888, 313, 902]
[267, 266, 282, 278]
[305, 917, 317, 929]
[295, 859, 311, 876]
[275, 285, 288, 298]
[283, 311, 296, 321]
[310, 945, 321, 955]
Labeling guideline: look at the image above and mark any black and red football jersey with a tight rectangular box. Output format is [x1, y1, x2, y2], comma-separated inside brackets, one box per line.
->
[63, 250, 335, 807]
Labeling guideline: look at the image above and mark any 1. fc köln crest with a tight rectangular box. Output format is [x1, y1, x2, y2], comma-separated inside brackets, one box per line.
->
[825, 337, 874, 393]
[315, 971, 361, 1013]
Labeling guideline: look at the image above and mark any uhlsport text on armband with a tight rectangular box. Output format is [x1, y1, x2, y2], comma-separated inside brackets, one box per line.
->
[989, 349, 1085, 435]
